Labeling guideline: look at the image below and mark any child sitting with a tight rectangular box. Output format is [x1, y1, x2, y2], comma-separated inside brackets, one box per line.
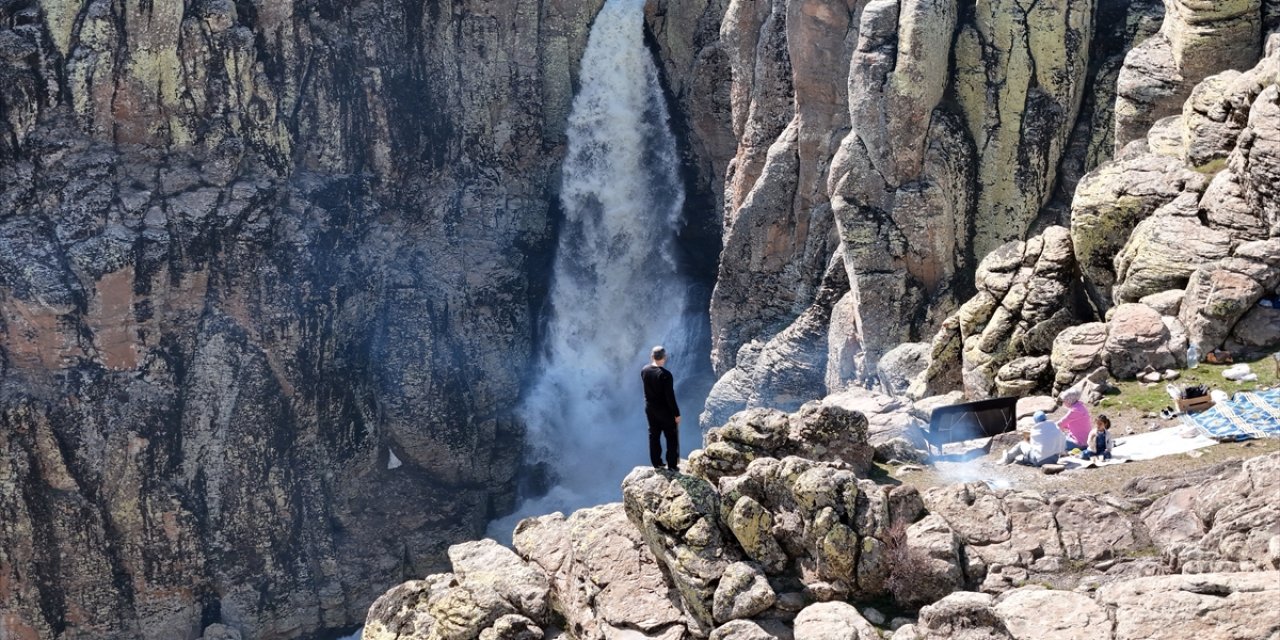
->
[1080, 415, 1114, 461]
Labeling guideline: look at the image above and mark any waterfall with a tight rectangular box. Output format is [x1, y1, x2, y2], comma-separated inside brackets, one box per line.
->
[488, 0, 697, 537]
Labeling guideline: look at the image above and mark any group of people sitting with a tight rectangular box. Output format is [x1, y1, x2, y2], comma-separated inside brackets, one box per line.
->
[1000, 389, 1115, 467]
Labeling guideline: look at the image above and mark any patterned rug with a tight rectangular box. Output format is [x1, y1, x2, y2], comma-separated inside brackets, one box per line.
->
[1182, 389, 1280, 441]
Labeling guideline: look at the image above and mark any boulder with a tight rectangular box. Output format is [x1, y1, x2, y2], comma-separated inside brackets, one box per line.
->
[826, 291, 864, 393]
[908, 592, 1012, 640]
[1180, 238, 1280, 351]
[1229, 303, 1280, 353]
[992, 588, 1109, 640]
[1051, 323, 1109, 390]
[923, 483, 1144, 591]
[1014, 396, 1056, 420]
[709, 620, 783, 640]
[792, 601, 879, 640]
[892, 515, 965, 606]
[823, 389, 928, 455]
[1102, 303, 1180, 378]
[1111, 194, 1233, 304]
[478, 615, 543, 640]
[690, 401, 874, 483]
[1070, 153, 1198, 308]
[924, 227, 1088, 399]
[877, 342, 932, 396]
[1139, 289, 1187, 316]
[449, 540, 551, 623]
[712, 562, 776, 623]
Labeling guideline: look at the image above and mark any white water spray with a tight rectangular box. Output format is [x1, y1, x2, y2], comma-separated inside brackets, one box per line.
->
[488, 0, 695, 537]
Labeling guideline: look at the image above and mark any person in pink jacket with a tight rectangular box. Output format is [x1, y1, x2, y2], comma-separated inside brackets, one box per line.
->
[1057, 388, 1091, 450]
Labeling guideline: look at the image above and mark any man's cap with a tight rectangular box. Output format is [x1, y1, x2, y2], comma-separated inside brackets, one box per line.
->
[1033, 410, 1047, 422]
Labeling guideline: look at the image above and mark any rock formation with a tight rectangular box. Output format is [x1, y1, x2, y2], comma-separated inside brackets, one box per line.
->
[677, 0, 1181, 417]
[364, 408, 1280, 640]
[1079, 34, 1280, 359]
[920, 226, 1088, 399]
[0, 1, 608, 638]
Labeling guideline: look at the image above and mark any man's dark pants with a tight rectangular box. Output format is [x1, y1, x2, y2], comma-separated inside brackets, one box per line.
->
[647, 412, 679, 469]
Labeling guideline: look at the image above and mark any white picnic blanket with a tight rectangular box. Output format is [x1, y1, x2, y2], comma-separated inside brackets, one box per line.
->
[1058, 425, 1218, 469]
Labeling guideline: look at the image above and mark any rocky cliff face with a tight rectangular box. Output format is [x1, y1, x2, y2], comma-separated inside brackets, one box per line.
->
[652, 0, 1181, 423]
[0, 1, 605, 638]
[650, 0, 1278, 413]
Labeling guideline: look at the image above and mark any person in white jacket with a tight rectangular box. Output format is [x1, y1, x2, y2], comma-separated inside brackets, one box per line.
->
[1080, 415, 1115, 461]
[1001, 411, 1066, 466]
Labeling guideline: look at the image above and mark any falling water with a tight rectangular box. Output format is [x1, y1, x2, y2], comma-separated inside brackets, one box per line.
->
[488, 0, 697, 537]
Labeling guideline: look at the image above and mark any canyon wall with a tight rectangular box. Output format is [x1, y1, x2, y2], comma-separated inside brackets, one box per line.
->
[650, 0, 1278, 419]
[0, 1, 604, 638]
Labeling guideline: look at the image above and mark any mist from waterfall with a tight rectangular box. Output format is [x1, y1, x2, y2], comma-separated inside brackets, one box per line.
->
[487, 0, 704, 538]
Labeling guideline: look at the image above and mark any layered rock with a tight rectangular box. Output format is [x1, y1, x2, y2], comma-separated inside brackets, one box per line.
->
[0, 1, 607, 638]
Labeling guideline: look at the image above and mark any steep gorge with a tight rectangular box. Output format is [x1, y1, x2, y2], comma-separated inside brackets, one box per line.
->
[3, 0, 1280, 639]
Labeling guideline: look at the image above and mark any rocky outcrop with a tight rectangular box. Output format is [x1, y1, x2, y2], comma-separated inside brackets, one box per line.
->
[701, 255, 849, 429]
[364, 438, 1280, 640]
[1069, 154, 1205, 309]
[0, 1, 608, 638]
[897, 573, 1280, 640]
[1103, 39, 1280, 311]
[923, 482, 1147, 593]
[515, 504, 688, 640]
[921, 226, 1087, 399]
[1140, 449, 1280, 573]
[689, 400, 873, 483]
[694, 0, 1163, 406]
[1114, 0, 1265, 151]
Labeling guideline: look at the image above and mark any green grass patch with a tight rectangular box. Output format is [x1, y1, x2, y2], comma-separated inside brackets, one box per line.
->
[1097, 355, 1280, 415]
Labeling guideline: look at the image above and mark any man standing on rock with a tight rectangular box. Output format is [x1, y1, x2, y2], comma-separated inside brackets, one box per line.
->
[641, 345, 681, 472]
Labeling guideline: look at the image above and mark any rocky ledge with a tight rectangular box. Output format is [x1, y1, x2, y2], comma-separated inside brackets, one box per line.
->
[361, 402, 1280, 640]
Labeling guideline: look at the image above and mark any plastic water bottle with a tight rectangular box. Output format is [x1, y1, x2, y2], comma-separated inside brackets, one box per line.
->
[1187, 343, 1200, 369]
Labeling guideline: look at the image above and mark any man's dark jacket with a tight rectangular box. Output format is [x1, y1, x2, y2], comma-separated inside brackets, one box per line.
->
[641, 364, 680, 422]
